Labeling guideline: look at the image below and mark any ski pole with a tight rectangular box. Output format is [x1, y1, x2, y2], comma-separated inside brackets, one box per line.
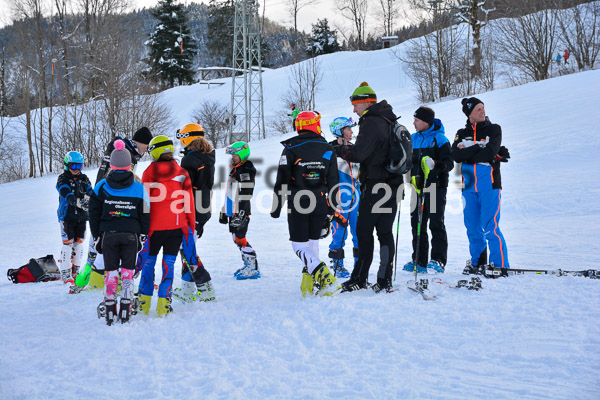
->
[393, 195, 401, 281]
[413, 163, 430, 286]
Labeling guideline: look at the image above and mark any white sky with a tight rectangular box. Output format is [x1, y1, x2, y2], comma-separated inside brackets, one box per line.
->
[0, 0, 408, 37]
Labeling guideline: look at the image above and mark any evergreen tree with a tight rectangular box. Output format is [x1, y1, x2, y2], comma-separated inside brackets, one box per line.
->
[207, 0, 234, 67]
[306, 19, 341, 57]
[145, 0, 198, 88]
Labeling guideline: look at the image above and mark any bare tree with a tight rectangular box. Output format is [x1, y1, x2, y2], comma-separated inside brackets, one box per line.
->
[555, 1, 600, 71]
[192, 100, 229, 148]
[334, 0, 368, 49]
[286, 0, 317, 61]
[284, 57, 323, 111]
[455, 0, 495, 78]
[377, 0, 401, 37]
[495, 3, 558, 81]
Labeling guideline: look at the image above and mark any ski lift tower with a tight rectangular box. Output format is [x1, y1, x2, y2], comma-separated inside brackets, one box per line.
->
[229, 0, 265, 144]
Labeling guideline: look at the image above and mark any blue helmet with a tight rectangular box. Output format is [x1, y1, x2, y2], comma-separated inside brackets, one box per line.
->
[329, 117, 356, 138]
[64, 151, 84, 171]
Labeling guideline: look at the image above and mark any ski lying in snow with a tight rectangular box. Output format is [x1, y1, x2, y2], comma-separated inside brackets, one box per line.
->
[481, 266, 599, 279]
[406, 279, 437, 301]
[431, 277, 483, 290]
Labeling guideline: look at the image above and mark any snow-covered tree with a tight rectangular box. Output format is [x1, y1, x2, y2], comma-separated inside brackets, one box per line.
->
[145, 0, 198, 88]
[306, 19, 341, 57]
[455, 0, 495, 78]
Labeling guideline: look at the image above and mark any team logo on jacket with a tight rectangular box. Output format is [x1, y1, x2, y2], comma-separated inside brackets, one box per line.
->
[109, 211, 131, 217]
[303, 172, 320, 179]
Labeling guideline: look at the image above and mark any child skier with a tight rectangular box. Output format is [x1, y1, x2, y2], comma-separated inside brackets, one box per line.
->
[136, 135, 196, 317]
[219, 141, 259, 279]
[89, 140, 150, 325]
[327, 117, 360, 279]
[56, 151, 93, 284]
[172, 123, 215, 302]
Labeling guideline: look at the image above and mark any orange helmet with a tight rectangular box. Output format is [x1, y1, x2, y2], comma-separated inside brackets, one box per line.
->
[176, 123, 205, 147]
[295, 111, 321, 134]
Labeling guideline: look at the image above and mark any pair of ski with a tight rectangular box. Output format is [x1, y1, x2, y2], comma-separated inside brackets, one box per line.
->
[405, 277, 482, 301]
[475, 265, 599, 279]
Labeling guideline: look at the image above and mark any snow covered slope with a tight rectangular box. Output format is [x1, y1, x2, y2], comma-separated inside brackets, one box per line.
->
[1, 69, 599, 399]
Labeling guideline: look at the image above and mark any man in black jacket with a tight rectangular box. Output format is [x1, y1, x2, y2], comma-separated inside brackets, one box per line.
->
[335, 82, 402, 293]
[271, 111, 340, 296]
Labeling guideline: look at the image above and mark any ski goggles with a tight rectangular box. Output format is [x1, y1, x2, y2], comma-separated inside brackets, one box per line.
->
[226, 143, 249, 155]
[68, 162, 83, 170]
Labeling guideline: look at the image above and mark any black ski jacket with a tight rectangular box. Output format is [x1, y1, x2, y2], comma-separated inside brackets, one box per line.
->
[334, 100, 402, 187]
[272, 131, 339, 216]
[228, 160, 256, 215]
[89, 170, 150, 238]
[180, 148, 216, 219]
[56, 170, 93, 222]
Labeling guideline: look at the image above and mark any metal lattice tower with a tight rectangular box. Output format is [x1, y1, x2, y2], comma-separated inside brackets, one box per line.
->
[229, 0, 265, 143]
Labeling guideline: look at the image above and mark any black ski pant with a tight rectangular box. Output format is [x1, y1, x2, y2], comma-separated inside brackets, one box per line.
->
[410, 186, 448, 266]
[351, 182, 398, 284]
[102, 232, 138, 271]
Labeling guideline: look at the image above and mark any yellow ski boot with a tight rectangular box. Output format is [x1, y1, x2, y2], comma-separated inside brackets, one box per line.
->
[138, 294, 152, 315]
[300, 267, 314, 297]
[88, 269, 105, 289]
[312, 262, 339, 296]
[156, 297, 173, 317]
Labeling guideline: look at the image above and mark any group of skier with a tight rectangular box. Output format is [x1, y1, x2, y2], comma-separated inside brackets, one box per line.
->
[56, 80, 511, 324]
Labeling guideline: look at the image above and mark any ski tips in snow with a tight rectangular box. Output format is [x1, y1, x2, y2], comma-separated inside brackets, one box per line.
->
[464, 264, 600, 279]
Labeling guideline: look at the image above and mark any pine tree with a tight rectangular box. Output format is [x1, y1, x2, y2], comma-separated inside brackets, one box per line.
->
[207, 0, 234, 67]
[306, 19, 341, 57]
[145, 0, 198, 88]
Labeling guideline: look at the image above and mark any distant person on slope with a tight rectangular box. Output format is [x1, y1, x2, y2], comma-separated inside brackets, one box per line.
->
[172, 123, 216, 302]
[327, 117, 360, 279]
[556, 53, 561, 67]
[219, 141, 260, 280]
[403, 106, 453, 274]
[288, 104, 300, 131]
[89, 140, 150, 325]
[563, 49, 569, 65]
[56, 151, 93, 285]
[451, 97, 510, 274]
[334, 82, 403, 293]
[136, 136, 195, 317]
[271, 110, 340, 296]
[87, 127, 153, 291]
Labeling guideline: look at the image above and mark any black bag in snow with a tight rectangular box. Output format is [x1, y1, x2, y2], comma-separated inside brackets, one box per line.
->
[7, 255, 61, 283]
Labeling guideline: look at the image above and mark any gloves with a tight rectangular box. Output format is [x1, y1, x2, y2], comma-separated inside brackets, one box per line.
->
[319, 217, 331, 239]
[461, 139, 474, 148]
[495, 145, 510, 162]
[229, 210, 248, 230]
[219, 212, 228, 224]
[270, 206, 281, 219]
[331, 210, 349, 228]
[67, 194, 77, 207]
[137, 234, 147, 252]
[76, 196, 89, 212]
[421, 156, 435, 180]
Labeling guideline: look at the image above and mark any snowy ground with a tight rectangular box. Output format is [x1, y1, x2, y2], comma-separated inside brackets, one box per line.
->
[1, 54, 600, 399]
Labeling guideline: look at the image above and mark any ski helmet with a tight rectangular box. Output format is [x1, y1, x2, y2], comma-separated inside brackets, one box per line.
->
[176, 123, 204, 147]
[295, 111, 321, 134]
[226, 141, 250, 166]
[64, 151, 84, 171]
[148, 135, 174, 161]
[329, 117, 356, 138]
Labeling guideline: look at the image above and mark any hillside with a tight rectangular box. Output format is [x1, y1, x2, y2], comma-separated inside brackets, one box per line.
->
[0, 60, 599, 399]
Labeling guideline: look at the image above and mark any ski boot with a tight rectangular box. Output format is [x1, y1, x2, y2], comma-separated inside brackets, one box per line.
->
[328, 249, 350, 278]
[462, 260, 484, 275]
[403, 260, 427, 273]
[300, 266, 314, 297]
[340, 276, 368, 293]
[426, 260, 445, 273]
[194, 281, 216, 302]
[371, 278, 393, 293]
[97, 299, 118, 325]
[312, 262, 339, 296]
[156, 297, 173, 317]
[60, 269, 74, 285]
[119, 298, 132, 323]
[88, 268, 105, 289]
[173, 281, 196, 303]
[71, 265, 80, 280]
[138, 294, 152, 314]
[235, 254, 261, 280]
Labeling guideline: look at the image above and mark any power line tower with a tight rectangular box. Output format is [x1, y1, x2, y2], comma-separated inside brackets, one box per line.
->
[229, 0, 265, 144]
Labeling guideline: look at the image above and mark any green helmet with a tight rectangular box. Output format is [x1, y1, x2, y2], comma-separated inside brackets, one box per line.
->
[226, 141, 250, 165]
